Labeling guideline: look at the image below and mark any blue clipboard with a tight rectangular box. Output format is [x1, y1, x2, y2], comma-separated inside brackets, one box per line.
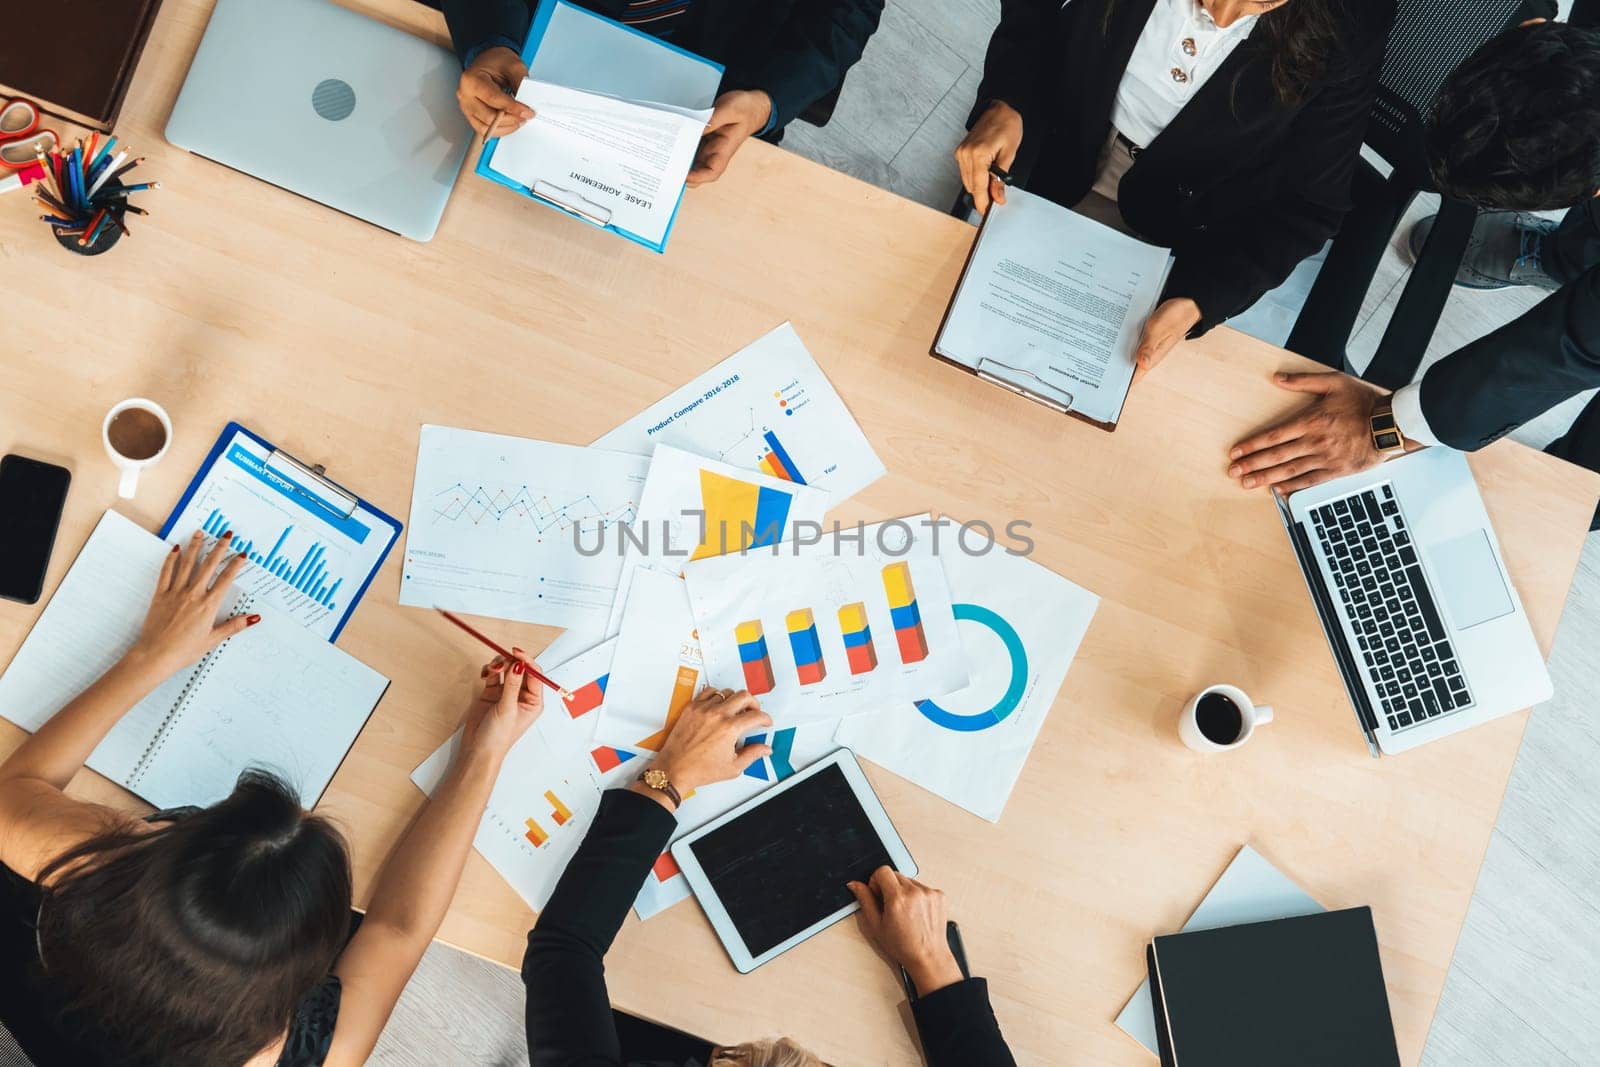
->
[474, 0, 725, 254]
[160, 422, 402, 641]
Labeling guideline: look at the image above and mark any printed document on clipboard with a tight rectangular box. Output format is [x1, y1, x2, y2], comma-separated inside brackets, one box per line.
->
[160, 423, 401, 641]
[931, 187, 1174, 431]
[475, 0, 724, 253]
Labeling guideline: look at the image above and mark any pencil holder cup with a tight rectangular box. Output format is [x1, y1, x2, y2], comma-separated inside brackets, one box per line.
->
[52, 179, 125, 257]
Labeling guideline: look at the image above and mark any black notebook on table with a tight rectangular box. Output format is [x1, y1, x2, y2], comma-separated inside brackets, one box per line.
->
[1147, 907, 1400, 1067]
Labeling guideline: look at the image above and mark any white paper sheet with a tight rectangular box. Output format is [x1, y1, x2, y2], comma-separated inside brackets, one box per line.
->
[411, 639, 619, 912]
[492, 79, 710, 247]
[684, 516, 969, 725]
[1113, 845, 1324, 1055]
[603, 443, 831, 637]
[412, 629, 833, 921]
[594, 323, 885, 502]
[833, 522, 1098, 820]
[398, 425, 648, 629]
[935, 187, 1173, 427]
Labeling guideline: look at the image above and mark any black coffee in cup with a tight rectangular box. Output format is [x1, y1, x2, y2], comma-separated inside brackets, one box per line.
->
[1195, 692, 1244, 745]
[107, 407, 167, 461]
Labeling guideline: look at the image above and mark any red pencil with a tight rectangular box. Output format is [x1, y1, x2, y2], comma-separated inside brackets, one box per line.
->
[436, 609, 570, 698]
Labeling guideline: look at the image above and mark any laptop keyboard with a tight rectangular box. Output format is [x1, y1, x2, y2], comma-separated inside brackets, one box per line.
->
[1308, 485, 1473, 733]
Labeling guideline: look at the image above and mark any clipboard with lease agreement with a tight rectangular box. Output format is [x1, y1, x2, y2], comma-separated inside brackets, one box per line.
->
[931, 187, 1174, 431]
[474, 0, 724, 253]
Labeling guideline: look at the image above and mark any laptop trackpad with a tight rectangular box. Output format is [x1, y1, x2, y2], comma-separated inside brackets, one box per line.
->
[1428, 530, 1515, 630]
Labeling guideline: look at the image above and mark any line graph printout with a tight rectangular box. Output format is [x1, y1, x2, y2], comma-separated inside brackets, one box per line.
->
[593, 323, 885, 502]
[400, 426, 648, 628]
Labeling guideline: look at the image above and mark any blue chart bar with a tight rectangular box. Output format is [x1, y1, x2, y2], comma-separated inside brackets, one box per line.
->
[194, 508, 339, 613]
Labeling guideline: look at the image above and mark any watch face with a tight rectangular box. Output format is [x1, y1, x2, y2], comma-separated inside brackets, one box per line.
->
[644, 768, 667, 788]
[1375, 430, 1403, 452]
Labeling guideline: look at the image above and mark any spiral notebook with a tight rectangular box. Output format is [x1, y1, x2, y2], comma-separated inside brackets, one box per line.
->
[0, 510, 388, 809]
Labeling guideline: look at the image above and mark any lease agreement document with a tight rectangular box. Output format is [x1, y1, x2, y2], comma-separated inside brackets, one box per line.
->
[934, 187, 1173, 429]
[491, 80, 711, 248]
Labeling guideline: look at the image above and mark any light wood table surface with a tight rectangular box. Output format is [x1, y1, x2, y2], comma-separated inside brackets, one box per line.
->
[4, 2, 1598, 1063]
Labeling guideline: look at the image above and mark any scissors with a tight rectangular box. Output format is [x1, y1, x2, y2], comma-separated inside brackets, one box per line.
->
[0, 98, 60, 171]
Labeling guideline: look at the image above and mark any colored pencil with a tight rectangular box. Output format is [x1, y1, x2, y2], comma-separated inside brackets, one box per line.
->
[435, 609, 570, 698]
[87, 151, 128, 198]
[114, 181, 160, 193]
[77, 208, 109, 246]
[88, 135, 116, 171]
[102, 156, 143, 187]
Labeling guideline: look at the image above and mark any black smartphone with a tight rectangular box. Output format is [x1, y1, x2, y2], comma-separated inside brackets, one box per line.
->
[899, 921, 972, 1000]
[0, 455, 72, 605]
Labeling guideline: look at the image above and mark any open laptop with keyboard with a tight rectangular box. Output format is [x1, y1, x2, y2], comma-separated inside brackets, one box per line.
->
[1275, 448, 1551, 756]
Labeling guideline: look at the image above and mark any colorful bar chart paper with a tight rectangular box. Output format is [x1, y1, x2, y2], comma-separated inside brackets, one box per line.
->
[546, 790, 573, 827]
[524, 817, 549, 848]
[837, 601, 878, 675]
[786, 608, 827, 685]
[694, 469, 795, 560]
[636, 664, 700, 751]
[203, 508, 343, 611]
[882, 562, 929, 663]
[757, 431, 806, 484]
[735, 620, 776, 694]
[563, 674, 608, 718]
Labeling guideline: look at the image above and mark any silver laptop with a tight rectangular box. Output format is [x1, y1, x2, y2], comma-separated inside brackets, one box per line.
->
[166, 0, 474, 241]
[1276, 448, 1551, 756]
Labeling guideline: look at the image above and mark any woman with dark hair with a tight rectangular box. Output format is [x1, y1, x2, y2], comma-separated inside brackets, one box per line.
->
[0, 531, 545, 1066]
[955, 0, 1395, 380]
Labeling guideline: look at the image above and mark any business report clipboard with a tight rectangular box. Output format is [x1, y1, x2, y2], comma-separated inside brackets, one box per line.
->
[160, 422, 402, 641]
[474, 0, 725, 253]
[930, 190, 1173, 433]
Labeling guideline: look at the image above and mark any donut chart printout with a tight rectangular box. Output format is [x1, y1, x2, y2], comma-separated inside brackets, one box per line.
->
[834, 520, 1099, 821]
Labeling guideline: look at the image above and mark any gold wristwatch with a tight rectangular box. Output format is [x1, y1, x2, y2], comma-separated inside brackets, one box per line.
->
[639, 767, 682, 810]
[1369, 397, 1406, 456]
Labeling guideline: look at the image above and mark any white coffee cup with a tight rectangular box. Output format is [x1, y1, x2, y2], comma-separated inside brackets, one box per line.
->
[1180, 684, 1274, 752]
[102, 398, 172, 499]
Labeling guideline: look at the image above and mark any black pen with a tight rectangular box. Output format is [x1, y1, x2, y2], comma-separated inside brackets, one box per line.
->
[988, 162, 1013, 186]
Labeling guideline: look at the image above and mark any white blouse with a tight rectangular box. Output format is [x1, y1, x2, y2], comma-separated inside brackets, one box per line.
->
[1109, 0, 1261, 149]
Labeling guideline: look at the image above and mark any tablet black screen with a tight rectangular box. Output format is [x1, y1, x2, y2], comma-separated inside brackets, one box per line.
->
[689, 763, 896, 957]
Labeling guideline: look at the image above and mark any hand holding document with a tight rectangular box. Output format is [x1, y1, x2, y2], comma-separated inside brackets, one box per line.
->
[491, 79, 712, 248]
[933, 187, 1174, 430]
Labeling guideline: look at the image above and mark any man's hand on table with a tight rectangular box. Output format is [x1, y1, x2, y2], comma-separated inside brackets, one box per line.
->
[1228, 371, 1405, 494]
[1131, 298, 1202, 385]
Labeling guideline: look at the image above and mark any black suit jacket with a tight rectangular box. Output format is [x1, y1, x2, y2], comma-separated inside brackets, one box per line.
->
[522, 789, 1017, 1067]
[974, 0, 1394, 334]
[441, 0, 882, 131]
[1419, 200, 1600, 450]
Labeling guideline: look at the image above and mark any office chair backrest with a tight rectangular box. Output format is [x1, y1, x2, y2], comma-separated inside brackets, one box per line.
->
[1366, 0, 1526, 186]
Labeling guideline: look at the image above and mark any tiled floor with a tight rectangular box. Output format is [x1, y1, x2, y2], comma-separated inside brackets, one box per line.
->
[373, 3, 1600, 1062]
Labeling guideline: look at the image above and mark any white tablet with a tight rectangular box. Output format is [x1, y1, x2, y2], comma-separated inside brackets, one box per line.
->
[672, 748, 917, 973]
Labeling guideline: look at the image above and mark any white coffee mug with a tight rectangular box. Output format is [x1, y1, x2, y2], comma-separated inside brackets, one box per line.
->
[1179, 684, 1275, 752]
[102, 398, 172, 499]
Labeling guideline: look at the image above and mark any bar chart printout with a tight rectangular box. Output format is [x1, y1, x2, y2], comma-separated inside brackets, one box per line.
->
[838, 601, 878, 675]
[201, 509, 343, 610]
[736, 621, 777, 694]
[883, 562, 929, 663]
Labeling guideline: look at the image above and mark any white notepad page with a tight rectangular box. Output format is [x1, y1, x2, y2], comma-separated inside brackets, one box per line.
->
[0, 510, 388, 808]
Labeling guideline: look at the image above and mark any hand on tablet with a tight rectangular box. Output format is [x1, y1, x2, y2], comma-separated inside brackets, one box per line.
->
[637, 687, 773, 804]
[848, 867, 964, 997]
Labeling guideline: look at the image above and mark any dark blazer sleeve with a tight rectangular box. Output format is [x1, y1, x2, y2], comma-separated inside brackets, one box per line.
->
[1419, 267, 1600, 451]
[724, 0, 884, 131]
[969, 0, 1059, 129]
[1163, 14, 1391, 333]
[909, 979, 1018, 1067]
[522, 788, 677, 1067]
[441, 0, 534, 65]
